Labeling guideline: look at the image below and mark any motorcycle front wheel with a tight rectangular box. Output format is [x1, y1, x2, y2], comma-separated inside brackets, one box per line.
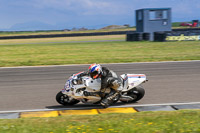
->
[56, 91, 79, 106]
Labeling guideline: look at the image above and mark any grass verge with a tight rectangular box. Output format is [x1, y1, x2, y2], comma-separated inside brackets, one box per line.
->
[0, 110, 200, 133]
[0, 35, 125, 45]
[0, 40, 200, 67]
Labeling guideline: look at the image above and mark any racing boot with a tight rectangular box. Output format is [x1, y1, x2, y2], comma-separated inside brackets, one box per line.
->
[100, 89, 119, 108]
[100, 98, 109, 108]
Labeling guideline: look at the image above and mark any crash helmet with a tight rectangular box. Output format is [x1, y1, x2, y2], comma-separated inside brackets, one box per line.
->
[88, 63, 102, 79]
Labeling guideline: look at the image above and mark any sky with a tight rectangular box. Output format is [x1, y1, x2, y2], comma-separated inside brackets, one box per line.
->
[0, 0, 200, 31]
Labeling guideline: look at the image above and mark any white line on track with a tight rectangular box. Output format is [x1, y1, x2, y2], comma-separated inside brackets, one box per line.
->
[1, 60, 200, 69]
[112, 101, 200, 108]
[1, 101, 200, 114]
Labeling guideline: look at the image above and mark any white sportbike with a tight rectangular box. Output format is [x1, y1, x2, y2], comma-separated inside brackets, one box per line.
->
[56, 72, 147, 107]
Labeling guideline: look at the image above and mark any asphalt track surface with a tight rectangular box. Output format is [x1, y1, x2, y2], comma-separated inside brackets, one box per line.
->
[0, 61, 200, 112]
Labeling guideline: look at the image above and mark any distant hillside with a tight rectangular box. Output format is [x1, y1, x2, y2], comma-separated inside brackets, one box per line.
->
[101, 25, 129, 30]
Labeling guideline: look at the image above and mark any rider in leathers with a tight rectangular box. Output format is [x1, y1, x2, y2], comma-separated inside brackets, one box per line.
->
[78, 63, 122, 108]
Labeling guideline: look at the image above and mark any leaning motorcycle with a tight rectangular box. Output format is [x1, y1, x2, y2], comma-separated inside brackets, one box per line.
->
[56, 71, 147, 107]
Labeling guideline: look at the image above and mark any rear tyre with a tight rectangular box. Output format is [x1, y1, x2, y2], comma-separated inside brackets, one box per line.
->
[121, 86, 145, 103]
[56, 91, 79, 106]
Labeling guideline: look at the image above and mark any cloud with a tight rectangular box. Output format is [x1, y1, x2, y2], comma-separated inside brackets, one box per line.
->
[31, 0, 129, 15]
[1, 0, 200, 30]
[33, 0, 73, 8]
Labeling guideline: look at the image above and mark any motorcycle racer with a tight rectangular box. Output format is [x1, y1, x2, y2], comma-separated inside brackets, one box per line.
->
[78, 63, 122, 108]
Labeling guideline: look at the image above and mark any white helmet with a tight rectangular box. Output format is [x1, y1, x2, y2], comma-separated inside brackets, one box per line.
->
[88, 63, 102, 79]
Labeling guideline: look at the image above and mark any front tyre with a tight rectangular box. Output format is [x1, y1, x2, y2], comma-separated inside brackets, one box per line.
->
[121, 86, 145, 103]
[56, 91, 79, 106]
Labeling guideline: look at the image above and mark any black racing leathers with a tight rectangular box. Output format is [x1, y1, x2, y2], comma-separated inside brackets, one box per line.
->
[77, 67, 120, 91]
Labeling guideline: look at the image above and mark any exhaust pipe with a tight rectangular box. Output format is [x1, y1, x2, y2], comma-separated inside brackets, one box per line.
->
[120, 95, 134, 102]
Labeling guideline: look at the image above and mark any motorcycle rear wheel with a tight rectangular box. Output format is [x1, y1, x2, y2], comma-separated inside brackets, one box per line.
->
[56, 91, 79, 106]
[121, 86, 145, 103]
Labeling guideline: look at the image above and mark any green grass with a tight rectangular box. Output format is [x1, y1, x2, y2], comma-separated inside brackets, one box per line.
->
[0, 35, 125, 45]
[0, 41, 200, 67]
[0, 110, 200, 133]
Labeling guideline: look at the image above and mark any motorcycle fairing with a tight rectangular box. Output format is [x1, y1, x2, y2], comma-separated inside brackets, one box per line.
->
[121, 74, 146, 91]
[84, 77, 101, 92]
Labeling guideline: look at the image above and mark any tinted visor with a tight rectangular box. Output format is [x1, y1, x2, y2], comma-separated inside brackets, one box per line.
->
[90, 71, 98, 79]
